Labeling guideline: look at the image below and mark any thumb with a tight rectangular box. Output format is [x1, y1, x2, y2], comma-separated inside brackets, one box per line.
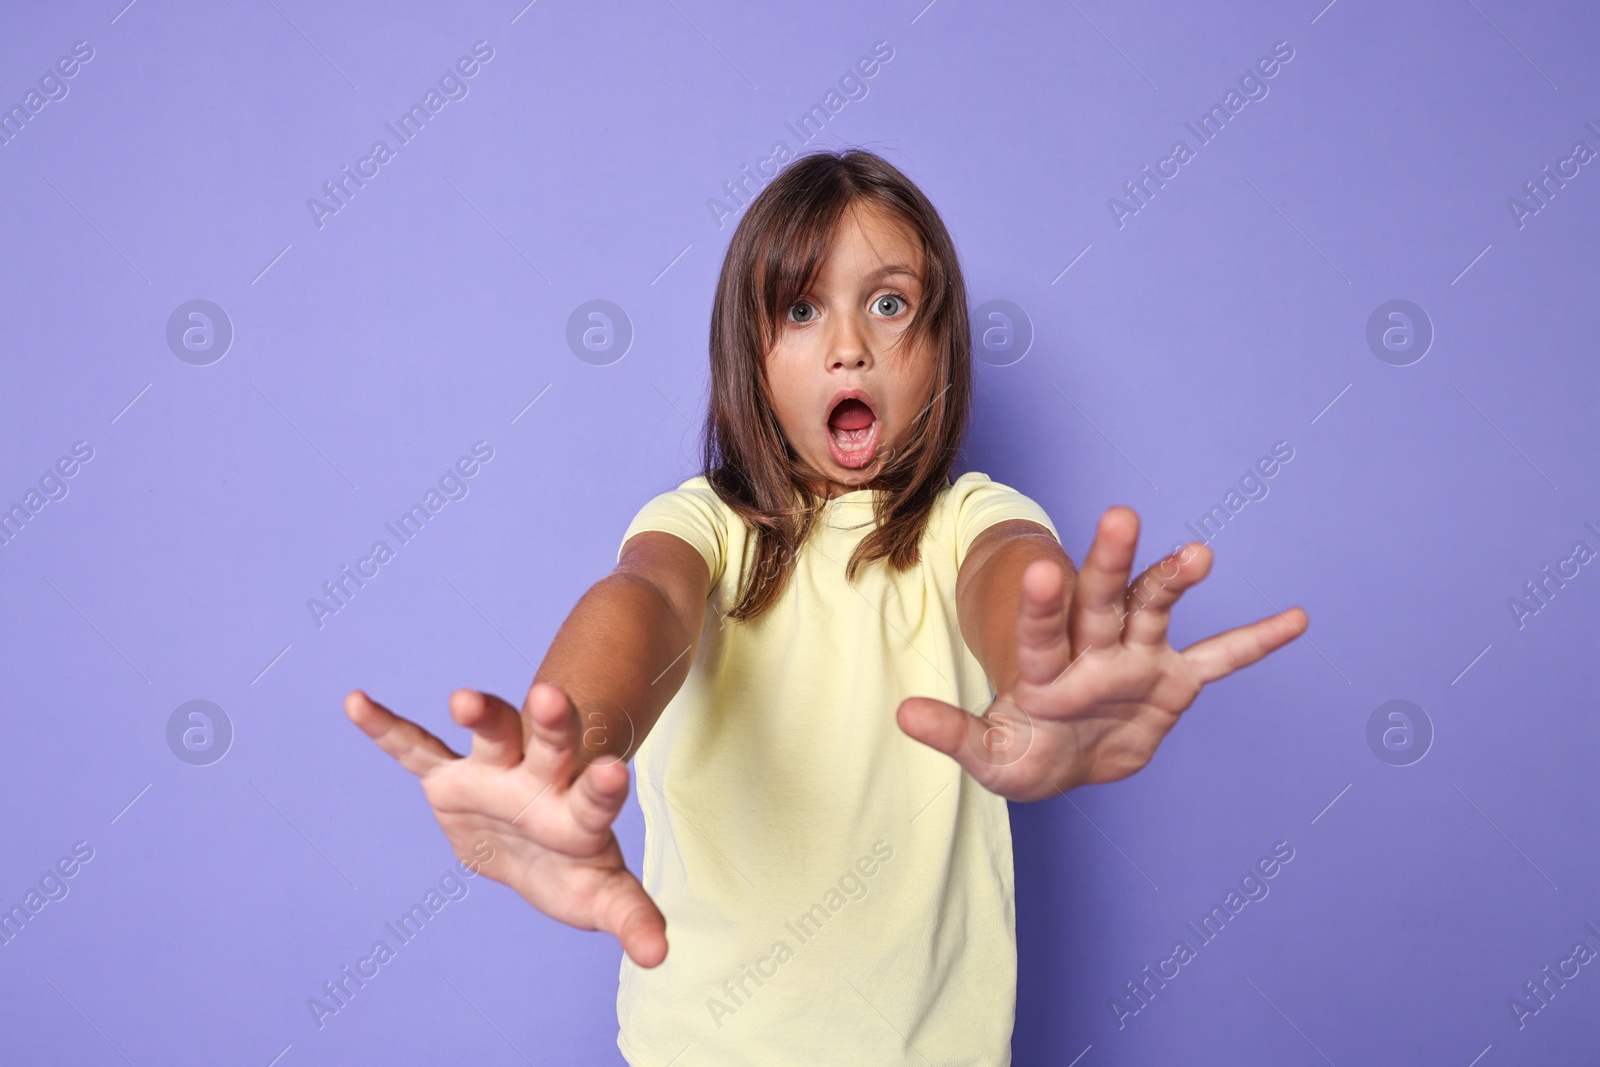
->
[897, 695, 1034, 791]
[594, 870, 669, 969]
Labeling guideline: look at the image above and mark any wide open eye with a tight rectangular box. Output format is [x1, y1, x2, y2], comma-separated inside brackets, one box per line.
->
[786, 301, 818, 324]
[872, 293, 908, 317]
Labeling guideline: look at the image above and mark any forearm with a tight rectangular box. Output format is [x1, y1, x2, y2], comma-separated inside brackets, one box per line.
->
[959, 526, 1076, 696]
[534, 571, 701, 763]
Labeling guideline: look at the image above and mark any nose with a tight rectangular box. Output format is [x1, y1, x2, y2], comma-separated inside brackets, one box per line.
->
[827, 314, 874, 371]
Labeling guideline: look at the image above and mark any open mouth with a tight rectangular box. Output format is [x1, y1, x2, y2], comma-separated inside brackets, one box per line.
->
[826, 394, 879, 469]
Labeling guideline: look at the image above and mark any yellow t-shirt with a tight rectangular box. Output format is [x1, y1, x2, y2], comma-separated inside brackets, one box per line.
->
[613, 470, 1061, 1067]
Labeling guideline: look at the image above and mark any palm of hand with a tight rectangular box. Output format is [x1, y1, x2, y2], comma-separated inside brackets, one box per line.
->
[344, 682, 667, 967]
[900, 507, 1308, 801]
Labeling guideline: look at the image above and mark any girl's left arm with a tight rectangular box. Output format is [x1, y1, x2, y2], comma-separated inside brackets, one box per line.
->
[897, 507, 1308, 801]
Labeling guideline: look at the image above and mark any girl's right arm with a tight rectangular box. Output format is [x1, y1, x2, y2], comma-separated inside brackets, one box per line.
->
[343, 529, 711, 967]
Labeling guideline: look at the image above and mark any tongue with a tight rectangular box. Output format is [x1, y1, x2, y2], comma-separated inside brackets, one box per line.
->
[829, 398, 875, 431]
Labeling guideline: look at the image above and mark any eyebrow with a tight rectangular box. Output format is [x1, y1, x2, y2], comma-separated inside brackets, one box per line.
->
[863, 264, 920, 282]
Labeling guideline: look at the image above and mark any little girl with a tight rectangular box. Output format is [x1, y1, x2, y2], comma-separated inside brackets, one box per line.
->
[344, 149, 1306, 1065]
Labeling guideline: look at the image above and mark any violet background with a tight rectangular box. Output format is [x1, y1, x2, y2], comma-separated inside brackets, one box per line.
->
[1, 0, 1597, 1064]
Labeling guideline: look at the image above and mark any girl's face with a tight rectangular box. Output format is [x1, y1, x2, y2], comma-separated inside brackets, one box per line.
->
[763, 201, 938, 500]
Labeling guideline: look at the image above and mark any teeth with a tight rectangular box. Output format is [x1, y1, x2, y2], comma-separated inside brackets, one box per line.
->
[831, 426, 871, 451]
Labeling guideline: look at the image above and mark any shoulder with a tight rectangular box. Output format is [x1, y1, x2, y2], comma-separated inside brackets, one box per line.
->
[942, 470, 1051, 515]
[941, 470, 1061, 564]
[946, 470, 1001, 496]
[617, 474, 738, 584]
[636, 474, 731, 511]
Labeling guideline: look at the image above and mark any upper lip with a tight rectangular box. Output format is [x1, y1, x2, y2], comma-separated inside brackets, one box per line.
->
[826, 386, 878, 422]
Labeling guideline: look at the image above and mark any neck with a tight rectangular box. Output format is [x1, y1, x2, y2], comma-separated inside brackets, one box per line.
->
[814, 476, 877, 501]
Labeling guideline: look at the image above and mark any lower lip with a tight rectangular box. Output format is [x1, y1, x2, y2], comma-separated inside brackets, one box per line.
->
[827, 418, 879, 469]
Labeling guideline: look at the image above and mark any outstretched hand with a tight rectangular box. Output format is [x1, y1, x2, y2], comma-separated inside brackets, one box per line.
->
[897, 507, 1308, 801]
[344, 681, 667, 966]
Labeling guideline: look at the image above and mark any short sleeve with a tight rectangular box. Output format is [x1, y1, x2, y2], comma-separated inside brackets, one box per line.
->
[616, 476, 730, 586]
[950, 471, 1061, 566]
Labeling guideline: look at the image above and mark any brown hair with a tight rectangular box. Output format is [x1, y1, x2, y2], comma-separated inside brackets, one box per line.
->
[701, 147, 973, 621]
